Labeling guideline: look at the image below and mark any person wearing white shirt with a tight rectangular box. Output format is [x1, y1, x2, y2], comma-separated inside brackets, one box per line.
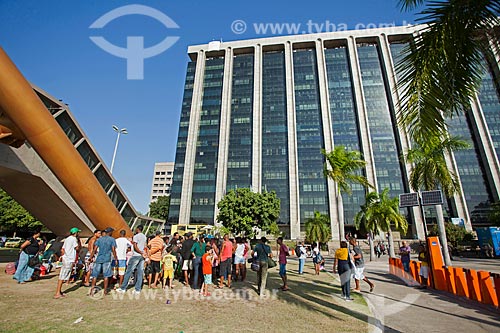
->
[298, 242, 307, 274]
[114, 230, 132, 286]
[54, 227, 81, 299]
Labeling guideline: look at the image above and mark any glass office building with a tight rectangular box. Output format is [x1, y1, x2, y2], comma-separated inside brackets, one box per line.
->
[169, 25, 500, 240]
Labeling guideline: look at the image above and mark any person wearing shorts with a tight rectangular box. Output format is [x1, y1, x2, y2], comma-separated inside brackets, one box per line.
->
[218, 234, 233, 288]
[234, 237, 248, 282]
[181, 232, 195, 286]
[148, 231, 165, 289]
[89, 227, 117, 296]
[83, 229, 101, 287]
[114, 230, 132, 287]
[54, 227, 80, 299]
[162, 246, 177, 289]
[201, 246, 214, 296]
[349, 237, 374, 293]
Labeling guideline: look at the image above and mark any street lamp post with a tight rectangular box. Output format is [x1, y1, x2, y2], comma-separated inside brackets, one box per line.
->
[110, 125, 128, 174]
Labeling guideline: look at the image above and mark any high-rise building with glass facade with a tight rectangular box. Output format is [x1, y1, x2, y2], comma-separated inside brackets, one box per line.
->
[169, 25, 500, 240]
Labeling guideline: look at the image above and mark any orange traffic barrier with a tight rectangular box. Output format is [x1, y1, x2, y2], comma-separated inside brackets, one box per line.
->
[493, 273, 500, 306]
[410, 260, 419, 282]
[444, 267, 457, 294]
[427, 236, 447, 291]
[411, 261, 422, 284]
[396, 259, 405, 278]
[396, 258, 404, 278]
[477, 271, 498, 307]
[465, 269, 482, 302]
[388, 258, 394, 275]
[454, 268, 469, 298]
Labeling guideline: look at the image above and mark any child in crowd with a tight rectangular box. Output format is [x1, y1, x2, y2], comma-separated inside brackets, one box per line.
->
[201, 246, 214, 297]
[162, 246, 177, 289]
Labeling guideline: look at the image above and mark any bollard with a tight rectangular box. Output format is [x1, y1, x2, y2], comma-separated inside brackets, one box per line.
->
[410, 260, 419, 282]
[477, 271, 498, 307]
[444, 266, 456, 294]
[493, 273, 500, 307]
[410, 261, 422, 284]
[465, 269, 482, 302]
[454, 267, 469, 298]
[396, 258, 404, 278]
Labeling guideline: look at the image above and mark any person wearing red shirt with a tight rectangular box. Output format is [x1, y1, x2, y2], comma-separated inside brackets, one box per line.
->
[218, 234, 233, 288]
[201, 247, 214, 297]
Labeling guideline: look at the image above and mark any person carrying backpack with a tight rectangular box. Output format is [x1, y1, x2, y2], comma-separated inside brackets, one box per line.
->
[297, 242, 307, 274]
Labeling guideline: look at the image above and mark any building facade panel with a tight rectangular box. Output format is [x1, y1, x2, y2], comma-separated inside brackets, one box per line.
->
[170, 25, 500, 238]
[190, 56, 225, 224]
[261, 50, 290, 225]
[168, 61, 196, 224]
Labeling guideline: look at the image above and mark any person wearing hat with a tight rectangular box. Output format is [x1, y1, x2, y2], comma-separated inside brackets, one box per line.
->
[251, 237, 272, 296]
[54, 227, 81, 299]
[88, 227, 117, 296]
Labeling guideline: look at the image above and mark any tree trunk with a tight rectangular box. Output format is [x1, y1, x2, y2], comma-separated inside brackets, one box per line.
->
[368, 232, 375, 261]
[388, 230, 396, 258]
[436, 204, 452, 267]
[338, 193, 345, 241]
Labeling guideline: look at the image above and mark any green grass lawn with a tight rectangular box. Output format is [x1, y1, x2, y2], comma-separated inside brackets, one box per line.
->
[0, 259, 374, 332]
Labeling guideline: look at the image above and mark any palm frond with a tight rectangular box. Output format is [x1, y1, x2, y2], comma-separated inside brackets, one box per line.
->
[396, 0, 500, 138]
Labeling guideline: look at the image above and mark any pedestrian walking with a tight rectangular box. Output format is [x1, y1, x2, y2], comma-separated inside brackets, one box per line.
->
[349, 237, 374, 293]
[251, 237, 272, 296]
[334, 241, 353, 301]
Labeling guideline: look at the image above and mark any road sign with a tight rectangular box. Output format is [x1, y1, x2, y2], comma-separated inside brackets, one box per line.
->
[399, 192, 419, 207]
[421, 190, 443, 206]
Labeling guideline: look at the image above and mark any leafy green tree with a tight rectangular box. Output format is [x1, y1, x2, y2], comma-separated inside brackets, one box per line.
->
[149, 195, 170, 221]
[489, 202, 500, 226]
[354, 188, 408, 258]
[0, 189, 44, 233]
[430, 222, 474, 248]
[396, 0, 500, 140]
[305, 211, 332, 249]
[322, 146, 372, 241]
[216, 188, 280, 237]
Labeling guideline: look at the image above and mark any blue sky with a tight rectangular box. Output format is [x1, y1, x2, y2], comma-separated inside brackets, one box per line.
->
[0, 0, 417, 213]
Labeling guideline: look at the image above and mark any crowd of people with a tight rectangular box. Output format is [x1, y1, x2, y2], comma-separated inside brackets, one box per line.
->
[39, 225, 296, 299]
[12, 226, 397, 301]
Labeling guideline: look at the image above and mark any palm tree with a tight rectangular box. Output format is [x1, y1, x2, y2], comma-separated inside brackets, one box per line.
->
[354, 188, 408, 258]
[353, 192, 379, 261]
[396, 0, 500, 141]
[305, 211, 332, 249]
[405, 135, 469, 197]
[322, 146, 373, 241]
[404, 134, 469, 266]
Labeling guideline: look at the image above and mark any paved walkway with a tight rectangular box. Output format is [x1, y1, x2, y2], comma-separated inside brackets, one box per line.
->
[361, 260, 499, 333]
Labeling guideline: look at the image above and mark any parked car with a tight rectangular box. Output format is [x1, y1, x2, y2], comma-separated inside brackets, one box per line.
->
[4, 237, 23, 248]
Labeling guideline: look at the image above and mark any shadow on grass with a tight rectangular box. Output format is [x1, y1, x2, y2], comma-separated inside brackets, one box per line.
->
[259, 267, 403, 332]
